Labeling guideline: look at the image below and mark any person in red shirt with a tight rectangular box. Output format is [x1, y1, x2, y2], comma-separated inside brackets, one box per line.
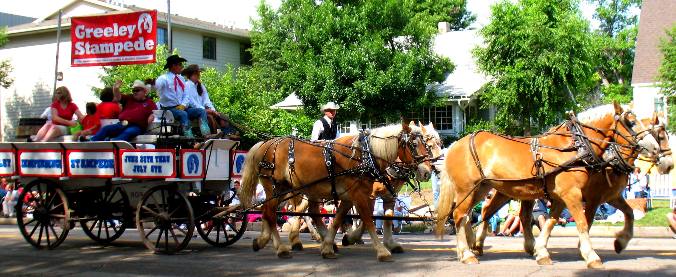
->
[34, 86, 84, 142]
[97, 86, 121, 119]
[73, 103, 101, 140]
[90, 80, 156, 141]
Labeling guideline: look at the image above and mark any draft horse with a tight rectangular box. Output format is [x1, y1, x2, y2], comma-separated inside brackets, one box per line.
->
[471, 114, 672, 264]
[436, 102, 662, 268]
[240, 122, 434, 261]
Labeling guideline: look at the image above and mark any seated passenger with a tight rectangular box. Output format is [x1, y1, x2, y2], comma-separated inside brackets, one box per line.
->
[90, 80, 156, 141]
[34, 86, 84, 142]
[155, 55, 208, 138]
[97, 81, 122, 119]
[73, 102, 101, 141]
[181, 64, 221, 136]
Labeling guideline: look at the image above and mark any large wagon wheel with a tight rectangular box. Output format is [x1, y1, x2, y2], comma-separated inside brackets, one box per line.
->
[80, 187, 130, 244]
[195, 192, 248, 247]
[136, 185, 194, 254]
[15, 179, 70, 249]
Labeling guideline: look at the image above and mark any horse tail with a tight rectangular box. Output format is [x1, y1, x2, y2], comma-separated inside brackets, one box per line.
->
[240, 141, 265, 209]
[435, 165, 456, 239]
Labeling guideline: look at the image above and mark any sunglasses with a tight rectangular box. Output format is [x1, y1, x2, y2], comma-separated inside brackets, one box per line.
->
[132, 88, 145, 93]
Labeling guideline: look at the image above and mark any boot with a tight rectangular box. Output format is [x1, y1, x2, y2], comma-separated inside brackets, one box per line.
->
[184, 128, 195, 139]
[199, 119, 211, 138]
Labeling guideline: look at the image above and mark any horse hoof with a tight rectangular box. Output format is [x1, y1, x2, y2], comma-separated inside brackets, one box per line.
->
[390, 245, 404, 254]
[378, 255, 394, 262]
[333, 243, 339, 253]
[252, 240, 261, 252]
[342, 235, 351, 246]
[461, 256, 479, 264]
[536, 256, 553, 265]
[277, 250, 292, 259]
[291, 243, 303, 251]
[322, 252, 338, 259]
[613, 239, 625, 254]
[526, 248, 535, 257]
[587, 260, 604, 269]
[471, 247, 483, 256]
[355, 239, 365, 245]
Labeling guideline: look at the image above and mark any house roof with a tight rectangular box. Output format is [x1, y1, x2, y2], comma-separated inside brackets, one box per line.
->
[270, 92, 303, 110]
[432, 29, 489, 100]
[6, 0, 249, 40]
[631, 0, 676, 85]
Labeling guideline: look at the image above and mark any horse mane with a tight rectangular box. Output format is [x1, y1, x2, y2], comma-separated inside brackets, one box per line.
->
[368, 124, 422, 162]
[576, 103, 629, 124]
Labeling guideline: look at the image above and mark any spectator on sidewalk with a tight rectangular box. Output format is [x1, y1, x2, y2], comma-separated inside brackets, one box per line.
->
[628, 167, 648, 199]
[2, 183, 18, 217]
[498, 200, 522, 236]
[532, 199, 549, 230]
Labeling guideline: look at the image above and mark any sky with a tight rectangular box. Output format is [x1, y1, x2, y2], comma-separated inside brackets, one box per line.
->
[1, 0, 637, 31]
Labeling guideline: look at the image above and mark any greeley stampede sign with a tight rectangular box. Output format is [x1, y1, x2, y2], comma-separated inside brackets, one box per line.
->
[71, 10, 157, 66]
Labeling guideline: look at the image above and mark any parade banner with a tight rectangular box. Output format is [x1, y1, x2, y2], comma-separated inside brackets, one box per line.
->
[18, 150, 63, 177]
[0, 150, 16, 176]
[66, 150, 116, 178]
[231, 150, 247, 178]
[180, 149, 205, 178]
[71, 10, 157, 67]
[120, 149, 175, 178]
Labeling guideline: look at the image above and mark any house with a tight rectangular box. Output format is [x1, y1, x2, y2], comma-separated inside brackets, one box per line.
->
[0, 0, 250, 141]
[631, 0, 676, 120]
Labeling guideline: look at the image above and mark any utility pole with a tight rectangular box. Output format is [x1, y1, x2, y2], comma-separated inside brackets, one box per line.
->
[167, 0, 172, 52]
[53, 10, 63, 94]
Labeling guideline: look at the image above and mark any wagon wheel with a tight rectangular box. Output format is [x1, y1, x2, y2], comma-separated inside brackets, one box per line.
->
[136, 185, 194, 254]
[80, 187, 130, 244]
[16, 179, 70, 249]
[195, 195, 248, 247]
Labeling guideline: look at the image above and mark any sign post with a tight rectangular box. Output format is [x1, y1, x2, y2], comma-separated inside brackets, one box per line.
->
[71, 10, 158, 67]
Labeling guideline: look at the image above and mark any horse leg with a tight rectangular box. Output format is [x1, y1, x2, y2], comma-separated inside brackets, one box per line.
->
[288, 196, 308, 251]
[559, 190, 603, 268]
[320, 200, 352, 259]
[259, 188, 291, 258]
[519, 200, 535, 256]
[352, 195, 393, 262]
[382, 200, 403, 253]
[473, 193, 510, 256]
[607, 197, 633, 253]
[343, 217, 364, 246]
[533, 202, 563, 265]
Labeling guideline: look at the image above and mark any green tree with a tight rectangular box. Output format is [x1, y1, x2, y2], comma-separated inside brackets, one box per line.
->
[659, 25, 676, 95]
[474, 0, 599, 134]
[97, 45, 172, 98]
[412, 0, 476, 31]
[0, 26, 14, 89]
[589, 0, 640, 104]
[251, 0, 461, 121]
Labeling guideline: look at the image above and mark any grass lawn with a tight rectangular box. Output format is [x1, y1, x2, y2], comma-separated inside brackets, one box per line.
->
[594, 199, 673, 227]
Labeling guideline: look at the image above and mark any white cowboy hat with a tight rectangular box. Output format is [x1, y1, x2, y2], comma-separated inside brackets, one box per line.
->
[131, 80, 151, 92]
[321, 101, 340, 111]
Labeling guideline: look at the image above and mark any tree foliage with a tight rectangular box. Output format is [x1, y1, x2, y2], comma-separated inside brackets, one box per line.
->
[659, 25, 676, 96]
[0, 26, 14, 89]
[589, 0, 640, 104]
[474, 0, 598, 135]
[251, 0, 463, 121]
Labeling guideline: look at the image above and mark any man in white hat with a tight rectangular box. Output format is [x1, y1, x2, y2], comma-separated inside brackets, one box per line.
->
[310, 102, 340, 141]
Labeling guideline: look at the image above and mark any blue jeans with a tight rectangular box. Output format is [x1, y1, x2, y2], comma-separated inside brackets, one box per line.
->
[431, 171, 440, 207]
[90, 123, 143, 141]
[169, 107, 207, 129]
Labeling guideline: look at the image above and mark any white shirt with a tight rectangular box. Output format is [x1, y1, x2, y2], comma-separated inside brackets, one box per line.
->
[40, 107, 52, 121]
[628, 172, 647, 195]
[184, 80, 215, 110]
[310, 115, 340, 141]
[155, 72, 188, 107]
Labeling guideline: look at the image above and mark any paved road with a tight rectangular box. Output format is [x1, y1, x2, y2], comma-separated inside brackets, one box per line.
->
[0, 225, 674, 276]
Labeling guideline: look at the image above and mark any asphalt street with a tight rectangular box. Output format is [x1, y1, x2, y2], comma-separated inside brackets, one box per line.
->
[0, 225, 674, 276]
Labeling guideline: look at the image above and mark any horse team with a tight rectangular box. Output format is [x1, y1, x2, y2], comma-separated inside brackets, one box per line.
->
[240, 102, 673, 269]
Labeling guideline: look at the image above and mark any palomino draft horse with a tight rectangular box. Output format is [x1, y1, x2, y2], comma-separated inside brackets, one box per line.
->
[436, 102, 660, 268]
[471, 114, 672, 263]
[240, 122, 434, 261]
[284, 122, 442, 253]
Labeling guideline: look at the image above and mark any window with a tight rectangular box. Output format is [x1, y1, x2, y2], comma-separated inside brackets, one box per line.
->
[203, 36, 216, 60]
[409, 105, 453, 131]
[157, 27, 169, 46]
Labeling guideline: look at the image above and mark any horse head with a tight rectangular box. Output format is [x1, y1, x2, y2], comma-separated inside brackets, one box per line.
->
[641, 114, 673, 174]
[419, 121, 444, 160]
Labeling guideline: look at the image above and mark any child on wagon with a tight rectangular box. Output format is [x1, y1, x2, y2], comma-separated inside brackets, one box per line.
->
[72, 102, 101, 141]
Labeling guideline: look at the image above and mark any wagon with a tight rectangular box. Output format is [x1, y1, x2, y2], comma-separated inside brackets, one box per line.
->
[0, 138, 248, 254]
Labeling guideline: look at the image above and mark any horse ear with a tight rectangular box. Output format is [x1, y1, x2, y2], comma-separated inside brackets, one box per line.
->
[402, 121, 412, 133]
[613, 101, 623, 114]
[409, 121, 415, 127]
[418, 121, 422, 127]
[652, 112, 659, 125]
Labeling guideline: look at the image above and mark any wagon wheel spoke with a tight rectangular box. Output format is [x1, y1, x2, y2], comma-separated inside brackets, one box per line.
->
[49, 223, 59, 240]
[104, 221, 111, 239]
[36, 224, 44, 246]
[141, 205, 161, 217]
[154, 227, 163, 249]
[50, 214, 66, 218]
[173, 223, 188, 236]
[164, 229, 169, 252]
[169, 228, 181, 246]
[49, 202, 64, 212]
[23, 218, 37, 226]
[29, 222, 42, 238]
[204, 222, 214, 237]
[168, 202, 184, 217]
[88, 219, 99, 233]
[46, 192, 57, 208]
[145, 225, 159, 239]
[150, 194, 164, 213]
[169, 217, 190, 222]
[215, 223, 221, 244]
[97, 219, 103, 238]
[45, 223, 51, 246]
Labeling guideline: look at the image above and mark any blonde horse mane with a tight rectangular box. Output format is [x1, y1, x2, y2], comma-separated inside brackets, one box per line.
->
[367, 123, 422, 162]
[576, 104, 629, 124]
